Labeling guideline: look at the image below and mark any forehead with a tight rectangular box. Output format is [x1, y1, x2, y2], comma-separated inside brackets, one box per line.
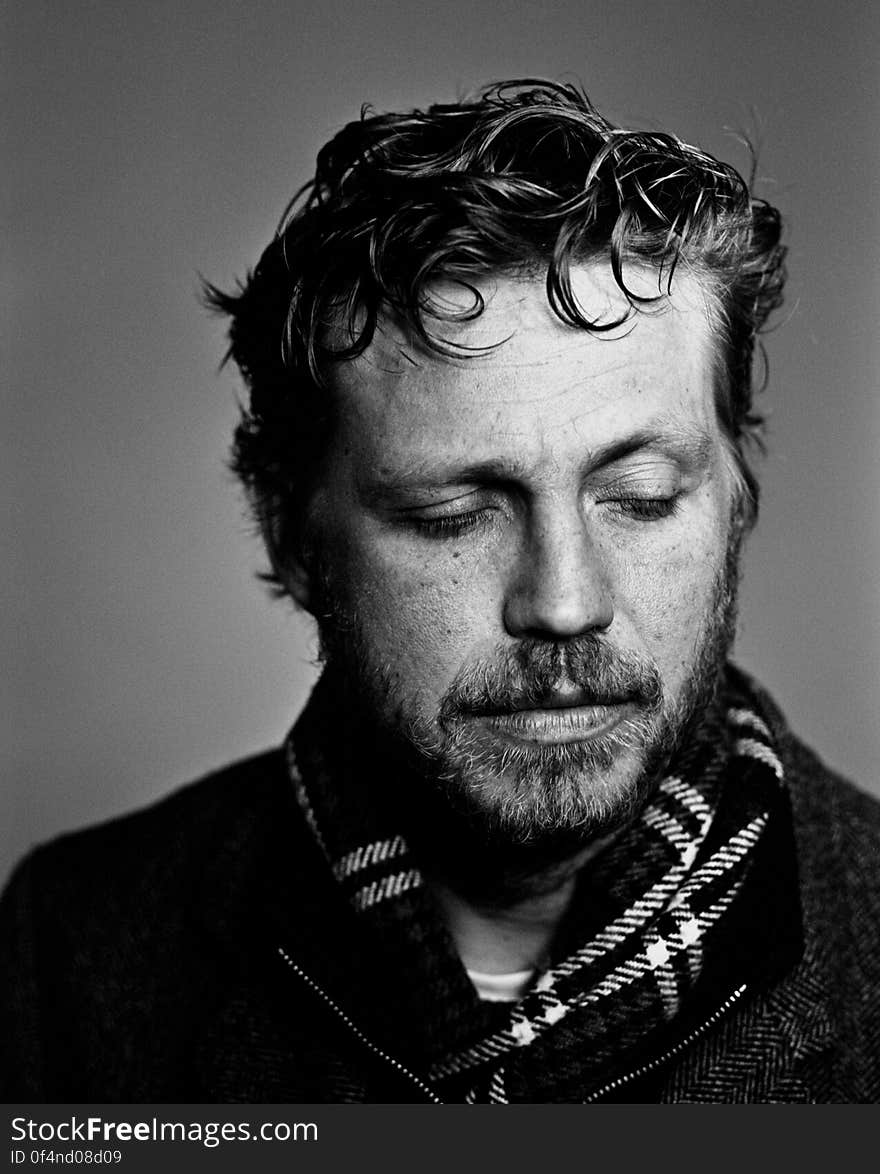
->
[330, 264, 720, 471]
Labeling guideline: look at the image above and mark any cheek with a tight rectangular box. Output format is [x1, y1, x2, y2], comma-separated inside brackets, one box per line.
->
[610, 528, 727, 667]
[328, 528, 502, 687]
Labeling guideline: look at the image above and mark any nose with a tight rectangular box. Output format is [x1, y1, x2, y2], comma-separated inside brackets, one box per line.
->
[502, 505, 614, 640]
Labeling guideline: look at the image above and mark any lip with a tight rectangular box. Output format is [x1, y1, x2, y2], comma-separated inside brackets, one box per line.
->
[473, 702, 631, 746]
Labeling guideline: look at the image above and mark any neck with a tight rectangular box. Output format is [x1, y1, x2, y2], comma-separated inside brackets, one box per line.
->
[428, 836, 614, 974]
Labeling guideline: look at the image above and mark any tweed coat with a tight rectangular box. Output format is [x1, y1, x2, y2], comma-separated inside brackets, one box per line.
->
[2, 683, 879, 1103]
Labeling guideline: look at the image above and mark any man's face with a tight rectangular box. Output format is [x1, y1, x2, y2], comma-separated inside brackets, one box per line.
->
[296, 264, 740, 848]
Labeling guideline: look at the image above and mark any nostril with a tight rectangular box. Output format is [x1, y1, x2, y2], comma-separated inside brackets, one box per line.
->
[502, 563, 614, 640]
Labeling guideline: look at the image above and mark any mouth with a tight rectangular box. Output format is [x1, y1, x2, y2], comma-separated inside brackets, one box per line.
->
[468, 697, 634, 747]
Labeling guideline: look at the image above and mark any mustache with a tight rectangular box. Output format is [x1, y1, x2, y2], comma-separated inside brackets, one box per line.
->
[438, 635, 664, 721]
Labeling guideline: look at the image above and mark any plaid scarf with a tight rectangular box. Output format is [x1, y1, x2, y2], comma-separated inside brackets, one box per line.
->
[286, 667, 792, 1102]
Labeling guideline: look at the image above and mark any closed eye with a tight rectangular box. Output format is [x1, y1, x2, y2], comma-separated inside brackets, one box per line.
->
[612, 496, 681, 521]
[409, 508, 496, 538]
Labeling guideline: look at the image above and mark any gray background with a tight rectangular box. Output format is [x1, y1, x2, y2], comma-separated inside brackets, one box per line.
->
[3, 0, 879, 888]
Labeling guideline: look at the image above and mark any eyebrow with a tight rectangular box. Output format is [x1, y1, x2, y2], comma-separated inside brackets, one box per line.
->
[364, 421, 716, 497]
[584, 422, 715, 473]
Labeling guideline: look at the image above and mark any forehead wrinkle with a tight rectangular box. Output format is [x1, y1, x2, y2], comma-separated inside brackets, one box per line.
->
[342, 270, 717, 405]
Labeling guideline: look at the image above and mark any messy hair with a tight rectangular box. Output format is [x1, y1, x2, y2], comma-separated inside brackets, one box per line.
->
[205, 79, 786, 592]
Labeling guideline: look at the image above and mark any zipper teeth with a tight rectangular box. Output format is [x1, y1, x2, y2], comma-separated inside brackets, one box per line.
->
[277, 946, 444, 1104]
[280, 947, 747, 1105]
[582, 982, 749, 1103]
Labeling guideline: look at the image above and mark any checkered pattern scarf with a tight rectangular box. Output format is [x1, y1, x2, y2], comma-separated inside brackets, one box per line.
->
[285, 669, 787, 1103]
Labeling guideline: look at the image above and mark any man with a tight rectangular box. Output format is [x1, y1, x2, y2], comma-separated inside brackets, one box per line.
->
[2, 80, 879, 1103]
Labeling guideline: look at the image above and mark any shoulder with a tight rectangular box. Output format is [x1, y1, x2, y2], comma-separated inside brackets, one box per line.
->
[0, 747, 298, 943]
[782, 732, 880, 920]
[7, 746, 289, 869]
[785, 734, 880, 842]
[747, 674, 880, 992]
[728, 664, 880, 954]
[769, 716, 880, 1096]
[731, 665, 880, 864]
[768, 707, 880, 879]
[0, 748, 332, 1100]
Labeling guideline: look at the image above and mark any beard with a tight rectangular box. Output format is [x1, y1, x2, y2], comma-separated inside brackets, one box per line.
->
[311, 527, 742, 884]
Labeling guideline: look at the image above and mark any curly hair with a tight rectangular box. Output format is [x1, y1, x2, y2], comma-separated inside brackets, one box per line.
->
[205, 79, 786, 592]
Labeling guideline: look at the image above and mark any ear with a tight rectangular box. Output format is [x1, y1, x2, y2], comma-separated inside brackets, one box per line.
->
[280, 554, 316, 613]
[259, 505, 318, 614]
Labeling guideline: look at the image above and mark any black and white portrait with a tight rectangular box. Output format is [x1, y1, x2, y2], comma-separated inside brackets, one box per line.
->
[3, 0, 878, 1106]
